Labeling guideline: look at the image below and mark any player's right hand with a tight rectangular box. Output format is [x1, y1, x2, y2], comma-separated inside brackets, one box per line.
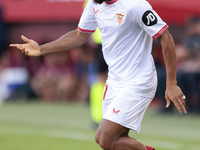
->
[9, 35, 41, 56]
[165, 84, 187, 113]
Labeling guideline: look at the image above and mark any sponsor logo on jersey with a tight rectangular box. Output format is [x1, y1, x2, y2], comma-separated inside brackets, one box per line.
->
[117, 13, 124, 25]
[93, 7, 99, 15]
[113, 108, 120, 114]
[142, 10, 157, 26]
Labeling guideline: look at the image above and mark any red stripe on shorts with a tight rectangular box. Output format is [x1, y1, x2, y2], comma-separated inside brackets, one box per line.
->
[103, 84, 108, 100]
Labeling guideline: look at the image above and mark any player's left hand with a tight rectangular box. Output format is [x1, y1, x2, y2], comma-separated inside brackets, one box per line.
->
[165, 84, 187, 113]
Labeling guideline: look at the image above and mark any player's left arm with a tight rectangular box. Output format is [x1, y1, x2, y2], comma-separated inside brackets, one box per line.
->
[157, 29, 187, 113]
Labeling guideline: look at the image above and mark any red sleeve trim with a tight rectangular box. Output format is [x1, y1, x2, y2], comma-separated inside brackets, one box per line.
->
[152, 24, 169, 39]
[78, 27, 95, 33]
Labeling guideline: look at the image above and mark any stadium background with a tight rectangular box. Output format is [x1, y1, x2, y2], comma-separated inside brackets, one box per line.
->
[0, 0, 200, 150]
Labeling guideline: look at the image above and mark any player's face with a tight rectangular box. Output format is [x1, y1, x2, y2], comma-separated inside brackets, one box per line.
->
[93, 0, 106, 4]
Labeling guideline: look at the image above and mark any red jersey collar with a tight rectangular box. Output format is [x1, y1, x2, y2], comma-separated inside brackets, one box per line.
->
[104, 0, 118, 5]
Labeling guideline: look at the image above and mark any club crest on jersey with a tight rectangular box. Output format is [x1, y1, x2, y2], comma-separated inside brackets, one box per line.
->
[117, 13, 124, 25]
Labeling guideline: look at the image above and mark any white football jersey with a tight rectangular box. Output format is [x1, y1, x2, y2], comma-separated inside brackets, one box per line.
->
[78, 0, 168, 97]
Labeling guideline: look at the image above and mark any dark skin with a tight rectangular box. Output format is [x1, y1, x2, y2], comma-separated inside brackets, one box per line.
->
[10, 29, 187, 150]
[157, 30, 186, 113]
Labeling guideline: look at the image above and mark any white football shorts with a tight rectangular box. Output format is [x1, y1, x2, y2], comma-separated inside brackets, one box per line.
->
[102, 82, 155, 133]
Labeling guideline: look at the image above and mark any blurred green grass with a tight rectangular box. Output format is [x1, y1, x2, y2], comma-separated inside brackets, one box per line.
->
[0, 102, 199, 150]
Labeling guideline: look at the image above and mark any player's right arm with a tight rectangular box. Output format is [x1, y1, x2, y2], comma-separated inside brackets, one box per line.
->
[158, 29, 187, 114]
[9, 29, 91, 56]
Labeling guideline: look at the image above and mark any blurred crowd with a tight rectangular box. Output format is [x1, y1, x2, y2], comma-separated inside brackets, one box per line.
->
[0, 40, 97, 104]
[0, 4, 200, 114]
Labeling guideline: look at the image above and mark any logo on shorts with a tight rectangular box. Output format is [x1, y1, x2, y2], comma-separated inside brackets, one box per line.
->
[142, 10, 157, 26]
[113, 108, 120, 115]
[117, 13, 124, 25]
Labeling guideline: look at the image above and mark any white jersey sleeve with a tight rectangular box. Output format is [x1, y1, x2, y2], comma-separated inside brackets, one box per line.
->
[78, 0, 97, 33]
[129, 0, 168, 39]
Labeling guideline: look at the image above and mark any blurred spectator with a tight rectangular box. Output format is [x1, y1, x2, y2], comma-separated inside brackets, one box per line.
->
[0, 5, 15, 104]
[180, 17, 200, 113]
[30, 51, 79, 102]
[0, 51, 10, 104]
[75, 42, 94, 103]
[0, 48, 30, 103]
[182, 18, 200, 72]
[0, 6, 6, 56]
